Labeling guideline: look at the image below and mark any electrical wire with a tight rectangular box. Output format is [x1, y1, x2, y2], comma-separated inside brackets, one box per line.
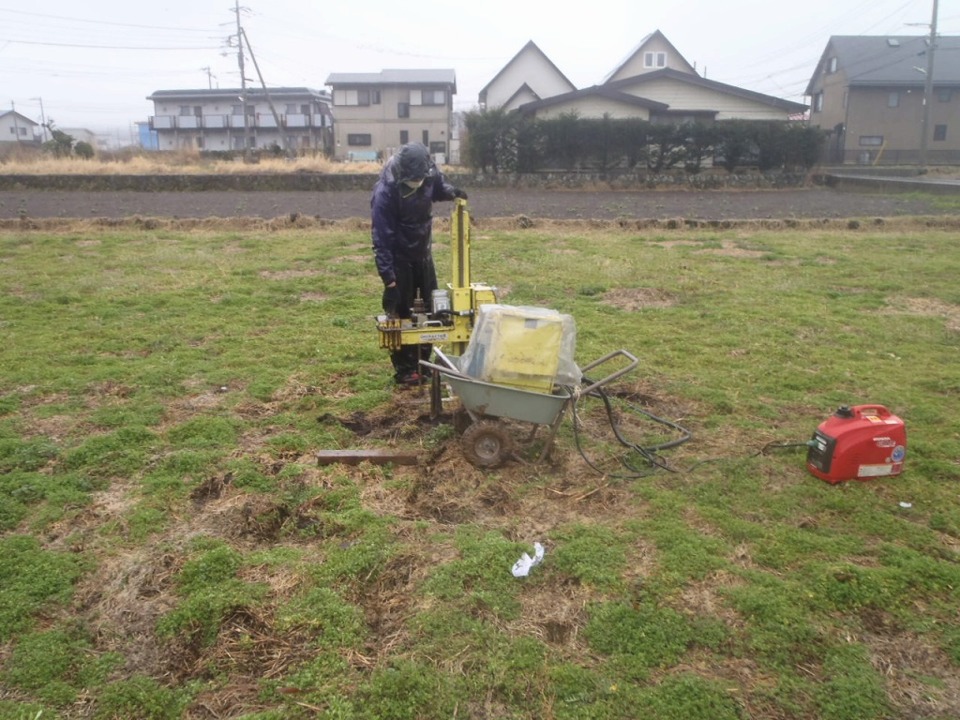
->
[570, 379, 692, 479]
[570, 378, 813, 478]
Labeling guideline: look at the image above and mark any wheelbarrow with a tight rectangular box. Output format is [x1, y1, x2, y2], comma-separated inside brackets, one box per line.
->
[420, 349, 638, 469]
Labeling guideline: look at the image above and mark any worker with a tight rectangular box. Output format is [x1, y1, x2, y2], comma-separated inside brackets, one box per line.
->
[371, 142, 467, 385]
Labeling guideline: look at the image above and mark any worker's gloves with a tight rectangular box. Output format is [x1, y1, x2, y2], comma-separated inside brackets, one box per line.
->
[453, 188, 468, 200]
[382, 285, 401, 316]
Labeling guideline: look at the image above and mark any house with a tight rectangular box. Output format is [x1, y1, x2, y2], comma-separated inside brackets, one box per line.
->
[0, 110, 40, 144]
[486, 31, 806, 123]
[146, 87, 333, 154]
[478, 40, 576, 111]
[806, 35, 960, 165]
[324, 69, 457, 162]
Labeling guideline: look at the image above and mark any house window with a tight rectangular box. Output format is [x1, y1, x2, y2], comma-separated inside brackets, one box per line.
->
[179, 106, 192, 116]
[422, 130, 429, 146]
[644, 51, 666, 68]
[232, 104, 243, 115]
[347, 134, 371, 146]
[859, 136, 883, 146]
[357, 89, 371, 106]
[827, 57, 838, 73]
[887, 92, 900, 108]
[398, 103, 410, 118]
[372, 90, 381, 105]
[400, 130, 409, 144]
[429, 141, 446, 155]
[813, 93, 824, 112]
[421, 90, 445, 106]
[934, 124, 947, 142]
[285, 103, 297, 114]
[938, 89, 952, 102]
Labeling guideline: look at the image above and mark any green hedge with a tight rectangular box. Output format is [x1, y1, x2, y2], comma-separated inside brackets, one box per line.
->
[463, 110, 824, 174]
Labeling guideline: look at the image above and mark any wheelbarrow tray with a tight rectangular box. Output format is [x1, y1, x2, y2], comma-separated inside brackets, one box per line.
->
[442, 372, 571, 425]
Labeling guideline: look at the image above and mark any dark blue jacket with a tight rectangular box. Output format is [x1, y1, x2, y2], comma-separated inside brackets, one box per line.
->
[371, 146, 458, 286]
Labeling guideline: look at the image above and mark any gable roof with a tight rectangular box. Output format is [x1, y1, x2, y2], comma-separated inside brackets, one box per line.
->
[325, 69, 456, 91]
[479, 40, 576, 104]
[602, 30, 698, 84]
[516, 85, 669, 115]
[805, 35, 960, 95]
[0, 110, 39, 126]
[608, 68, 807, 113]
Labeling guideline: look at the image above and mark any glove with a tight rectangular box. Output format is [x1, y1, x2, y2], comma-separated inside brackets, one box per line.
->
[382, 285, 400, 316]
[453, 187, 468, 200]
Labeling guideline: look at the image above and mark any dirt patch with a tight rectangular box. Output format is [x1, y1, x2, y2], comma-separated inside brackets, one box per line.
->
[881, 296, 960, 332]
[601, 287, 677, 311]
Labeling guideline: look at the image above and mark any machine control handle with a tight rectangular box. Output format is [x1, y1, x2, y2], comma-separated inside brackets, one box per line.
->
[578, 349, 639, 396]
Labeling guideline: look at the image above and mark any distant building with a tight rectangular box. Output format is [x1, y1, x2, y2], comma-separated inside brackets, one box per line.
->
[0, 110, 40, 144]
[324, 69, 457, 162]
[146, 87, 333, 154]
[806, 35, 960, 165]
[482, 31, 806, 123]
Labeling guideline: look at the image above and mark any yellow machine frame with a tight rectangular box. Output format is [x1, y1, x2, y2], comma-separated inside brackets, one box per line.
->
[376, 198, 497, 357]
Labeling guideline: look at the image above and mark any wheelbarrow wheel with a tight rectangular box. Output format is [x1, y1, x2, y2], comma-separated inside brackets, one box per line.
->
[461, 420, 513, 469]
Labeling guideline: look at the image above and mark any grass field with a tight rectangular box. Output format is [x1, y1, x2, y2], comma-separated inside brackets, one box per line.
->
[1, 214, 959, 719]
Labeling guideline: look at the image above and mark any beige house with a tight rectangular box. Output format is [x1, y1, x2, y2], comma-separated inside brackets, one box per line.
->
[478, 40, 576, 111]
[485, 31, 806, 122]
[806, 35, 960, 165]
[324, 69, 457, 162]
[147, 87, 333, 154]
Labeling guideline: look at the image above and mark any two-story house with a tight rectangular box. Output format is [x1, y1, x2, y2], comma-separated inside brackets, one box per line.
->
[324, 69, 457, 162]
[484, 31, 806, 123]
[146, 87, 333, 154]
[806, 35, 960, 165]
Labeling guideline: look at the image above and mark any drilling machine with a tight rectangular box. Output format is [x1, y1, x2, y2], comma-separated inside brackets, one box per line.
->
[375, 198, 498, 401]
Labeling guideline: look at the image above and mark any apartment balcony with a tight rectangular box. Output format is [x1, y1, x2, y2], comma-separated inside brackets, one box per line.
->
[149, 114, 326, 131]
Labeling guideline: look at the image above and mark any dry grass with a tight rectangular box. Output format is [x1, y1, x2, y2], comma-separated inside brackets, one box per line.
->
[0, 148, 383, 175]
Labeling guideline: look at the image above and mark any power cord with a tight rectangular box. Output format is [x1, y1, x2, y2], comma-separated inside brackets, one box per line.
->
[570, 380, 814, 478]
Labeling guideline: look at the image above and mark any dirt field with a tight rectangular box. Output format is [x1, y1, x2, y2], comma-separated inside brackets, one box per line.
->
[0, 186, 954, 221]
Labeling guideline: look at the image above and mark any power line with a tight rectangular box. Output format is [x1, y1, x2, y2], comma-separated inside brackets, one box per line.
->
[0, 8, 215, 33]
[0, 38, 221, 51]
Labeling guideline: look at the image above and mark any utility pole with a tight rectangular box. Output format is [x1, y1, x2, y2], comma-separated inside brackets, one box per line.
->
[919, 0, 939, 171]
[10, 101, 21, 144]
[240, 27, 288, 154]
[30, 97, 47, 142]
[201, 66, 216, 90]
[233, 0, 252, 156]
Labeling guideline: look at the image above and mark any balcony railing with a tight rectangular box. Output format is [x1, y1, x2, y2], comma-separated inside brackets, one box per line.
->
[149, 114, 327, 130]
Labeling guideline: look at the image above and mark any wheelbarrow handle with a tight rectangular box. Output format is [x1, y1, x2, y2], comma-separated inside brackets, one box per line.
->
[578, 349, 638, 396]
[419, 359, 471, 380]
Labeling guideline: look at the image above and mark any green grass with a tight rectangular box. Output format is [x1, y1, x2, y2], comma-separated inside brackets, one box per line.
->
[1, 219, 960, 718]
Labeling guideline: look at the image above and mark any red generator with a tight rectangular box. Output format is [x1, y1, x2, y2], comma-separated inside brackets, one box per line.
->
[806, 405, 906, 484]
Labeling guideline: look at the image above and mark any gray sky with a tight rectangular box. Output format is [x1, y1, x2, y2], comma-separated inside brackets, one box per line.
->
[1, 0, 956, 141]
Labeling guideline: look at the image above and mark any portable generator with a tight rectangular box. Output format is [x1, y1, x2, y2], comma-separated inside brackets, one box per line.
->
[806, 404, 906, 484]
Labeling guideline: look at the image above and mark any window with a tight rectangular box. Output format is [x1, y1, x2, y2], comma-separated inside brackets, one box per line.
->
[179, 105, 192, 116]
[934, 124, 947, 142]
[372, 90, 381, 105]
[859, 136, 883, 146]
[813, 93, 823, 112]
[827, 57, 838, 73]
[398, 103, 410, 118]
[422, 130, 429, 146]
[888, 92, 900, 108]
[644, 51, 666, 68]
[347, 134, 371, 146]
[285, 103, 297, 114]
[429, 141, 446, 155]
[421, 90, 445, 106]
[399, 130, 409, 145]
[938, 89, 952, 103]
[232, 104, 243, 116]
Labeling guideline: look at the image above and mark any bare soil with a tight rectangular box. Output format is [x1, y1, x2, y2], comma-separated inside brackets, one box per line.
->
[0, 186, 954, 221]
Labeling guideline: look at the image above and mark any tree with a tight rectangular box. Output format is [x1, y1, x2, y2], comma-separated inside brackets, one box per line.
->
[74, 141, 95, 159]
[42, 122, 75, 158]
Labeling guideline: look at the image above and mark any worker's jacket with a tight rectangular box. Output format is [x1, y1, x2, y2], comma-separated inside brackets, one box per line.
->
[371, 156, 458, 286]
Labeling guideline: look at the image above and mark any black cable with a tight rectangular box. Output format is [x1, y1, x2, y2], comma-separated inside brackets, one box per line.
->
[570, 377, 812, 478]
[570, 378, 693, 479]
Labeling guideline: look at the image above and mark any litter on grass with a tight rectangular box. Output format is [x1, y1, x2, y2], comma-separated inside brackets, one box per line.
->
[512, 542, 545, 578]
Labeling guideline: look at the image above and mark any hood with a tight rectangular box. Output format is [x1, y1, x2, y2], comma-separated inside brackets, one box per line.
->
[395, 143, 432, 182]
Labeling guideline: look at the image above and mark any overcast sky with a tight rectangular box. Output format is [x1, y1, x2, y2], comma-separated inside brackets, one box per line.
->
[2, 0, 956, 141]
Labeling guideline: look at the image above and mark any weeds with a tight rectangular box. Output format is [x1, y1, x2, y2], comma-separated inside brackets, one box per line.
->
[1, 222, 959, 718]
